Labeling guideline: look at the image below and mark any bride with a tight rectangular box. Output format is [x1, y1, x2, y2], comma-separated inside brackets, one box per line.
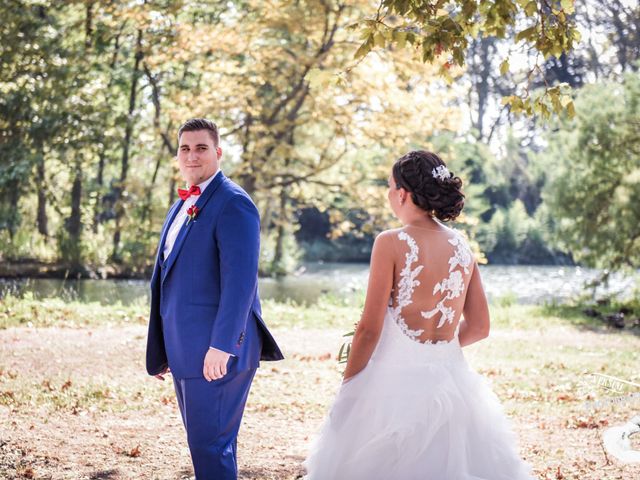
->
[303, 151, 536, 479]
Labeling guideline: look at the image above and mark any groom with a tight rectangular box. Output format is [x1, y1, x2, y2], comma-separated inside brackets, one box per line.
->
[146, 118, 284, 479]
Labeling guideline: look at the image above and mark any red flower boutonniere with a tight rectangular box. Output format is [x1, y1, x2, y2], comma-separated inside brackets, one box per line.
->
[186, 205, 200, 225]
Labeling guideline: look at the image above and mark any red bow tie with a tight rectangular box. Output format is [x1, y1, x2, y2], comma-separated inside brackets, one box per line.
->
[177, 185, 201, 201]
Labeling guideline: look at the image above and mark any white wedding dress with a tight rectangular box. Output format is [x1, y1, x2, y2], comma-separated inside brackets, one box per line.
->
[304, 226, 536, 480]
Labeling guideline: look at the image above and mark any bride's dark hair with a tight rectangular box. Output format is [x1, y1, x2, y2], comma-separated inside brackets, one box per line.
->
[392, 150, 465, 222]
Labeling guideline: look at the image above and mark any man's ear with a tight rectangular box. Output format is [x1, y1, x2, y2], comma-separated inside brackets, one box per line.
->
[216, 146, 223, 158]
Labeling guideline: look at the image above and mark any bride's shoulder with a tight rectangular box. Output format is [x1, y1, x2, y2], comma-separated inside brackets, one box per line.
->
[371, 228, 402, 252]
[379, 227, 403, 236]
[375, 228, 404, 242]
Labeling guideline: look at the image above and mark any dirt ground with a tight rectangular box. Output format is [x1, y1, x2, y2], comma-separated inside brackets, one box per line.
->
[1, 322, 639, 479]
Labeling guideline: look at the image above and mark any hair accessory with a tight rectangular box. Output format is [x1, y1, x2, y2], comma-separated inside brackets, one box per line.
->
[432, 165, 451, 181]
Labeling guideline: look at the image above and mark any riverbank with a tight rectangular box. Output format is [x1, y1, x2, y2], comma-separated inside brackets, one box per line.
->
[0, 256, 578, 281]
[1, 296, 639, 479]
[0, 259, 148, 280]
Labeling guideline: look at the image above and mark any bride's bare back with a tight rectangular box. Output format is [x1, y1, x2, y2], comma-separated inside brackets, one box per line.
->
[343, 220, 490, 381]
[387, 224, 475, 344]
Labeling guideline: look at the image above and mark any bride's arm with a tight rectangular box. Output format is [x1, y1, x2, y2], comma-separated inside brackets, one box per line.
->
[458, 262, 490, 347]
[343, 232, 394, 382]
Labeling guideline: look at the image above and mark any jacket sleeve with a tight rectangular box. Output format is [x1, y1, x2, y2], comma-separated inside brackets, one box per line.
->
[209, 193, 260, 356]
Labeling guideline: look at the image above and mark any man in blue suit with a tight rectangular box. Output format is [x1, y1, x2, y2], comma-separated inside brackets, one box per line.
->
[146, 118, 284, 479]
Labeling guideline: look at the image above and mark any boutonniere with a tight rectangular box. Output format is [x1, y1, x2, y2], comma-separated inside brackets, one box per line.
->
[186, 205, 200, 225]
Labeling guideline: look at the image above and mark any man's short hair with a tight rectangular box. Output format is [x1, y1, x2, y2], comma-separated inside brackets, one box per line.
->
[178, 118, 220, 147]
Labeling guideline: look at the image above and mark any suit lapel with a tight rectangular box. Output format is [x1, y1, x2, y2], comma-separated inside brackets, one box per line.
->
[150, 199, 182, 287]
[161, 171, 227, 284]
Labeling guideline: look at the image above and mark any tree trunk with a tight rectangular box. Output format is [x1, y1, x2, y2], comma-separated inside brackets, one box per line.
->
[36, 154, 48, 237]
[239, 173, 257, 197]
[270, 187, 288, 276]
[6, 181, 20, 243]
[111, 28, 143, 262]
[474, 37, 491, 140]
[65, 159, 83, 267]
[142, 63, 176, 227]
[168, 176, 177, 207]
[93, 150, 105, 233]
[142, 150, 163, 227]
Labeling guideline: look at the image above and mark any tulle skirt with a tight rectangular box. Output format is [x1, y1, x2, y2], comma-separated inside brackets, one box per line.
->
[303, 310, 536, 480]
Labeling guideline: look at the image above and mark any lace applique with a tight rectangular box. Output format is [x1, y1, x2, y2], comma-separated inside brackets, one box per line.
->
[390, 231, 425, 340]
[448, 235, 472, 274]
[421, 232, 472, 332]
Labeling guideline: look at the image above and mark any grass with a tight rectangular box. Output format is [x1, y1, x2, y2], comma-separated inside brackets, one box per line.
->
[0, 293, 361, 331]
[0, 292, 613, 331]
[0, 294, 147, 329]
[0, 372, 170, 415]
[1, 293, 639, 479]
[2, 292, 638, 415]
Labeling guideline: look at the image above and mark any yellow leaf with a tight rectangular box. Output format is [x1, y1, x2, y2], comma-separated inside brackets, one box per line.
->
[524, 1, 537, 17]
[560, 94, 572, 108]
[308, 68, 334, 90]
[394, 31, 407, 49]
[500, 59, 510, 75]
[501, 95, 517, 106]
[373, 32, 386, 48]
[560, 0, 575, 14]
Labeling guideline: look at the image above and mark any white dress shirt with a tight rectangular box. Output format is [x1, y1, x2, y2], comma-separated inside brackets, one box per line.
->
[163, 170, 220, 260]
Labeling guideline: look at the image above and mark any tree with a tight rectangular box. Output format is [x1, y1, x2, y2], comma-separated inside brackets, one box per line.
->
[354, 0, 581, 119]
[0, 0, 461, 275]
[143, 0, 460, 274]
[542, 71, 640, 270]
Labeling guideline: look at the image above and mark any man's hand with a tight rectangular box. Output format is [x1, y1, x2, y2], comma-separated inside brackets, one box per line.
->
[203, 348, 231, 382]
[154, 366, 170, 381]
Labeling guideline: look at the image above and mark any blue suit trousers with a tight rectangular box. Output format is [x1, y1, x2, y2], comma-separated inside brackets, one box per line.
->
[173, 369, 257, 479]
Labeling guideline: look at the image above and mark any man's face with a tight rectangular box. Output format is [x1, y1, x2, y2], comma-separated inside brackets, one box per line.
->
[176, 130, 222, 186]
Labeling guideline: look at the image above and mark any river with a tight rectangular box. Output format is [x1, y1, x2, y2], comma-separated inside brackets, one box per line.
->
[0, 264, 636, 306]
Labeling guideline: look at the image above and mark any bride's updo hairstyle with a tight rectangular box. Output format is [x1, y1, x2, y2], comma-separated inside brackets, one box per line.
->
[392, 150, 465, 222]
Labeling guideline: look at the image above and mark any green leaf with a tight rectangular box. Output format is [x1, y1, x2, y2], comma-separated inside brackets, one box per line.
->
[515, 26, 537, 43]
[354, 38, 372, 59]
[359, 27, 372, 40]
[452, 47, 465, 66]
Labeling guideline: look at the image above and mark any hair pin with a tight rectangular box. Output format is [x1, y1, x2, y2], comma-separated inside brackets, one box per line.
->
[432, 165, 451, 181]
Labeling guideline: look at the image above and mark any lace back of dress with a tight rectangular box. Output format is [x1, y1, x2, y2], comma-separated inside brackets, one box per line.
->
[389, 226, 473, 345]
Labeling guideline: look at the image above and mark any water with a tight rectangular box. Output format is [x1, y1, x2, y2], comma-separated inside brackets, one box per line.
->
[0, 264, 636, 306]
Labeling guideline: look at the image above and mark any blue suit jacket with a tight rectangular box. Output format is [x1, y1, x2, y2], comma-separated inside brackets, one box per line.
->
[146, 171, 284, 379]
